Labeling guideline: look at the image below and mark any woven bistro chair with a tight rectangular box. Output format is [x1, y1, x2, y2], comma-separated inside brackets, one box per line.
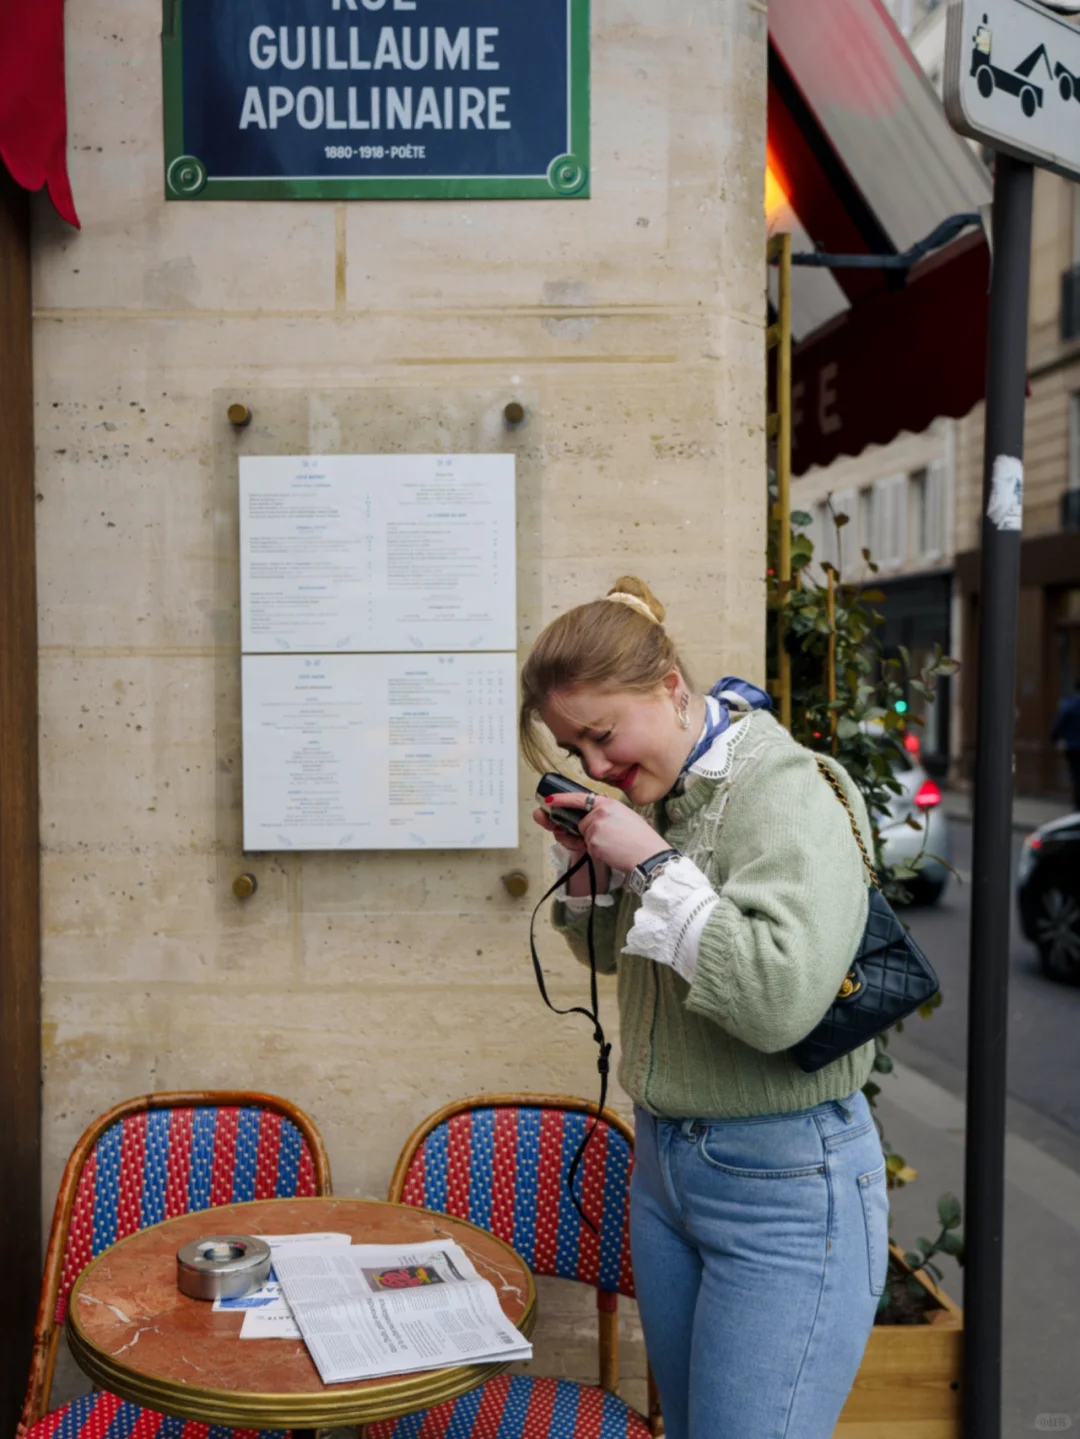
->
[18, 1089, 333, 1439]
[372, 1093, 660, 1439]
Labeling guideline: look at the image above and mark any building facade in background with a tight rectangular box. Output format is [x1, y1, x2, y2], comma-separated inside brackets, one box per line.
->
[798, 0, 1080, 799]
[795, 421, 955, 775]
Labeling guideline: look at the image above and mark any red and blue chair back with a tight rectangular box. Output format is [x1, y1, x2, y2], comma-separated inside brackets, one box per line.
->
[57, 1101, 322, 1320]
[391, 1095, 635, 1298]
[20, 1091, 331, 1438]
[383, 1095, 660, 1439]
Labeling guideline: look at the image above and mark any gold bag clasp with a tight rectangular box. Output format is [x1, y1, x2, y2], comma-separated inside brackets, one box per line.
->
[838, 972, 862, 1000]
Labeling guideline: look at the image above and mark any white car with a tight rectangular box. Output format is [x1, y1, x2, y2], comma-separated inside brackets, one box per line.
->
[876, 739, 950, 905]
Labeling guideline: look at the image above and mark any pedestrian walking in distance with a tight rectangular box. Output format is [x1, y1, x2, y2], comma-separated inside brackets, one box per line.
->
[521, 576, 888, 1439]
[1051, 679, 1080, 811]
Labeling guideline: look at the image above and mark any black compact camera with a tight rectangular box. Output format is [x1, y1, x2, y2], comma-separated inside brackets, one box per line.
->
[536, 772, 596, 838]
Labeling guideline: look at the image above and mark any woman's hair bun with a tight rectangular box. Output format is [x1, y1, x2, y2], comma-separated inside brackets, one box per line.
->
[607, 576, 666, 625]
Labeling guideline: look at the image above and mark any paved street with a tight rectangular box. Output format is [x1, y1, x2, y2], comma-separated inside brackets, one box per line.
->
[878, 817, 1080, 1433]
[896, 821, 1080, 1137]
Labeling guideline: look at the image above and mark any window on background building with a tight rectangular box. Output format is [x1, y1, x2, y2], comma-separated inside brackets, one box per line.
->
[875, 475, 908, 570]
[1066, 192, 1080, 344]
[910, 468, 928, 556]
[926, 460, 947, 559]
[909, 464, 947, 563]
[832, 490, 857, 574]
[1070, 392, 1080, 492]
[886, 0, 915, 35]
[858, 487, 876, 565]
[884, 0, 940, 32]
[813, 500, 837, 572]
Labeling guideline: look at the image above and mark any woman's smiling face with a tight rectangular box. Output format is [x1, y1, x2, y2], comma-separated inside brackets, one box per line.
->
[539, 673, 694, 805]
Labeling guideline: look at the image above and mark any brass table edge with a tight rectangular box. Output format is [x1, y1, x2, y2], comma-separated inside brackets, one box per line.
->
[66, 1197, 537, 1428]
[67, 1306, 537, 1427]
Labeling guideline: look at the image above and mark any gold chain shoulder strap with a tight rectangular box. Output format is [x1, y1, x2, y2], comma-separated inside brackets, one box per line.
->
[814, 757, 880, 891]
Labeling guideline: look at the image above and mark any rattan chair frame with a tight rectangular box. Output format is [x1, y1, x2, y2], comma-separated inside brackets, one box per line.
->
[19, 1088, 333, 1437]
[389, 1092, 660, 1436]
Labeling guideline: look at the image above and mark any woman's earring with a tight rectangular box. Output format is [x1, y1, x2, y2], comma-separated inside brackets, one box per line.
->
[677, 696, 691, 730]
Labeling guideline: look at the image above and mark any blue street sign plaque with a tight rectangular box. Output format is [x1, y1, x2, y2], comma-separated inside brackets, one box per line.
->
[162, 0, 590, 200]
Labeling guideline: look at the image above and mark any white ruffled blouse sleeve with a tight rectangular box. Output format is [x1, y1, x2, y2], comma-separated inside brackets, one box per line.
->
[621, 855, 719, 983]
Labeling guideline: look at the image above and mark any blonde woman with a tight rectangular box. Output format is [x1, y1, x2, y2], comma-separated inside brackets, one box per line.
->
[521, 577, 888, 1439]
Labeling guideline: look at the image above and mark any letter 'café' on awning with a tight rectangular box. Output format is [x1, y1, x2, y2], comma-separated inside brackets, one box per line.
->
[769, 0, 994, 476]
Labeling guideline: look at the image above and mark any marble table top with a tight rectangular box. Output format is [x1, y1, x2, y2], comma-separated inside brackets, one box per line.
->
[67, 1196, 536, 1429]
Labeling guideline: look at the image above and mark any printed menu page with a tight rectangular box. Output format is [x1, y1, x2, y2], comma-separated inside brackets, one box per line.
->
[239, 454, 515, 653]
[241, 652, 518, 850]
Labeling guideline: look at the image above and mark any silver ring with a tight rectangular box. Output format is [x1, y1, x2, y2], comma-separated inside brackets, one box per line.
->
[584, 793, 597, 813]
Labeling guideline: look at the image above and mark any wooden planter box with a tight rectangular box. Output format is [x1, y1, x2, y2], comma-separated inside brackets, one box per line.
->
[834, 1245, 962, 1439]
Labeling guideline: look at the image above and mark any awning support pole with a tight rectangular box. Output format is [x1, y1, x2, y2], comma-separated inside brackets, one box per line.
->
[964, 151, 1033, 1439]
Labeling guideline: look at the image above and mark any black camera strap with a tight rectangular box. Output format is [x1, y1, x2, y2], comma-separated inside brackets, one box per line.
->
[528, 853, 611, 1235]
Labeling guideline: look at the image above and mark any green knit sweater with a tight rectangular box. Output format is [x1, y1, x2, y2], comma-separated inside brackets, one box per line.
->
[553, 710, 876, 1118]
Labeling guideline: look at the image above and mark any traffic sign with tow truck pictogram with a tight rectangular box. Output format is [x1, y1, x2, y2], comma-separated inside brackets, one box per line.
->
[969, 21, 1053, 115]
[946, 0, 1080, 179]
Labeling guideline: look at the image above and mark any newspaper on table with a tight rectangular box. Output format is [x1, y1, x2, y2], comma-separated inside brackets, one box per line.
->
[272, 1237, 532, 1385]
[212, 1233, 352, 1340]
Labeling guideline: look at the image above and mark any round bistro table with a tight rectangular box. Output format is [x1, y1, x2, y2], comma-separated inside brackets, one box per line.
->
[67, 1197, 536, 1431]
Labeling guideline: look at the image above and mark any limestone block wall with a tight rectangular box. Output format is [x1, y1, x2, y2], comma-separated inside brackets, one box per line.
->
[33, 0, 767, 1402]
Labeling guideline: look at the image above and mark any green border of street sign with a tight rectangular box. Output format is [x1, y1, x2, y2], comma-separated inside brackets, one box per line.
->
[161, 0, 590, 200]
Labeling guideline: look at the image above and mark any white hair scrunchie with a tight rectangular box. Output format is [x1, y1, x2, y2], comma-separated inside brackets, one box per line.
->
[606, 591, 660, 625]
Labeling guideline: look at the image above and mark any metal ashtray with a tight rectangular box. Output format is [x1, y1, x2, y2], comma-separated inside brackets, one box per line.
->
[176, 1234, 272, 1302]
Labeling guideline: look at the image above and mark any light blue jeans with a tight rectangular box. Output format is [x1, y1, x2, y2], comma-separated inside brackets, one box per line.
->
[631, 1092, 887, 1439]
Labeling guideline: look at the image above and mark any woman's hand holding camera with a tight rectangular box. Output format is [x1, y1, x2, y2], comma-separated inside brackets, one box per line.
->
[533, 792, 669, 873]
[532, 800, 603, 897]
[532, 805, 588, 856]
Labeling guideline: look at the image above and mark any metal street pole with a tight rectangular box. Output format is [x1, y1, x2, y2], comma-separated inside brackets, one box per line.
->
[964, 150, 1033, 1439]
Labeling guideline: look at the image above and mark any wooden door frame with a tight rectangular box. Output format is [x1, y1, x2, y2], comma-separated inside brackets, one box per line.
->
[0, 164, 42, 1434]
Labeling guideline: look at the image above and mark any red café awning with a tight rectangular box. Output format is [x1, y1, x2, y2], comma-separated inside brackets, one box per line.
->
[768, 0, 992, 476]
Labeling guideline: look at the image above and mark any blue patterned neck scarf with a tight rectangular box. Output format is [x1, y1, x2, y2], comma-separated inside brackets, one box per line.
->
[681, 677, 772, 773]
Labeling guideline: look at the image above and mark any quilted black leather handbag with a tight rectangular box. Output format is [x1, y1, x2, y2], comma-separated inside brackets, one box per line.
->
[789, 758, 941, 1074]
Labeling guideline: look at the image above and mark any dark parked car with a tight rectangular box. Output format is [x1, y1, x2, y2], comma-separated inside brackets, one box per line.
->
[1018, 813, 1080, 985]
